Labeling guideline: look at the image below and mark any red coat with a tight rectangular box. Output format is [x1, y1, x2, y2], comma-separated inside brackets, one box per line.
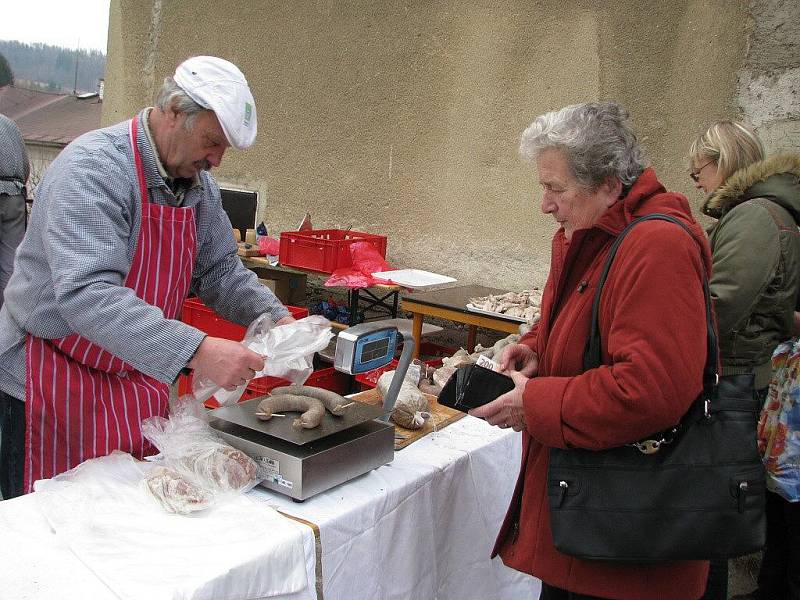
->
[494, 169, 713, 600]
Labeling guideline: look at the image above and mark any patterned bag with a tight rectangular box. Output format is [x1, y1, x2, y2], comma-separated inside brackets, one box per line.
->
[758, 337, 800, 502]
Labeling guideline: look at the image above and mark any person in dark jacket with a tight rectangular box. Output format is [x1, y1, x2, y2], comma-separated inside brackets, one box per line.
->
[689, 120, 800, 600]
[471, 101, 712, 599]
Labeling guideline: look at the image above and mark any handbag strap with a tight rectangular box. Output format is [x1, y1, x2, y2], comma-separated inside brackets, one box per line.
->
[582, 214, 718, 391]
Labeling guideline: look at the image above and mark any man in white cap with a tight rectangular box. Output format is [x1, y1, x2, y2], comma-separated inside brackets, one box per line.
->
[0, 56, 291, 498]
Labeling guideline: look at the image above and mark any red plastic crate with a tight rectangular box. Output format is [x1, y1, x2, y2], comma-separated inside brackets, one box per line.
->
[414, 341, 457, 359]
[279, 229, 388, 274]
[354, 341, 455, 389]
[181, 298, 309, 341]
[355, 357, 445, 389]
[249, 367, 350, 397]
[176, 372, 268, 409]
[179, 367, 351, 409]
[305, 367, 351, 395]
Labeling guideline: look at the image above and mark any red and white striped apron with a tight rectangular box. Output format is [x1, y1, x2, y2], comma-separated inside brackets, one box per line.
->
[23, 115, 197, 493]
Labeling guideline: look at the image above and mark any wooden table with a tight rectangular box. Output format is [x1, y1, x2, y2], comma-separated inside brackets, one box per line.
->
[401, 284, 523, 359]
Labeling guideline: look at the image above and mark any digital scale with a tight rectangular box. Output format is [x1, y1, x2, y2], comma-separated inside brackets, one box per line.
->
[209, 322, 413, 501]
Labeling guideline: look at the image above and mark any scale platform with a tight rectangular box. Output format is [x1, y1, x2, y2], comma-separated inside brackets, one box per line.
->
[209, 396, 394, 501]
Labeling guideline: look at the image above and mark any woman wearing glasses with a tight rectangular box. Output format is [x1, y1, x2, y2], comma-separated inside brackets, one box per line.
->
[688, 120, 800, 600]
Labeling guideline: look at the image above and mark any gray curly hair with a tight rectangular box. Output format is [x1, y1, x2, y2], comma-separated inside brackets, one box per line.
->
[154, 76, 207, 131]
[519, 101, 648, 190]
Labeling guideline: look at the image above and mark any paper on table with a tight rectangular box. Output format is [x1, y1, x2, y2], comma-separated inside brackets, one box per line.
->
[34, 452, 308, 600]
[371, 269, 456, 288]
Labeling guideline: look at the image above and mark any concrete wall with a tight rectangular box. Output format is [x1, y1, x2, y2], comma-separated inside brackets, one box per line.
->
[104, 0, 796, 290]
[738, 0, 800, 154]
[25, 142, 63, 198]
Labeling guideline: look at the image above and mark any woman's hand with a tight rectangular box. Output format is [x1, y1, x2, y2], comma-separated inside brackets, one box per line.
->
[499, 344, 539, 377]
[468, 370, 529, 431]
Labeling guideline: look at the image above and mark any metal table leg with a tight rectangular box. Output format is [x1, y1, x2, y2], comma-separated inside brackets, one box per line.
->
[348, 289, 361, 326]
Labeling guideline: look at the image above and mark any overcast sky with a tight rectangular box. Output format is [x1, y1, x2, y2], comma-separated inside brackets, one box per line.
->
[1, 0, 111, 53]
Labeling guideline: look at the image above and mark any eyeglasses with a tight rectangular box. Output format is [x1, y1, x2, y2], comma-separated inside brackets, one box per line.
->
[689, 160, 715, 182]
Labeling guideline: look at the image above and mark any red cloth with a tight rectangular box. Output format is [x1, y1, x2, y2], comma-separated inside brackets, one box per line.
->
[496, 168, 713, 599]
[24, 117, 197, 492]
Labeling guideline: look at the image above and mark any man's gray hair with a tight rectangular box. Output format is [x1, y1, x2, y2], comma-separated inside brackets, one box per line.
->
[154, 76, 207, 131]
[519, 101, 648, 190]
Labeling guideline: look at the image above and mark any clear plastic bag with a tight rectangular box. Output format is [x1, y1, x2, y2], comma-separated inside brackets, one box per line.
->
[192, 314, 334, 406]
[141, 401, 260, 514]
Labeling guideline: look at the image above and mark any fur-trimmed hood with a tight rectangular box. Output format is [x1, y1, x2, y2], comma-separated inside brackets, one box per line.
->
[702, 153, 800, 221]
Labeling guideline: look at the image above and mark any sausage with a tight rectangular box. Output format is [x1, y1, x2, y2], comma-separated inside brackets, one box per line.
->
[256, 395, 327, 428]
[269, 385, 349, 416]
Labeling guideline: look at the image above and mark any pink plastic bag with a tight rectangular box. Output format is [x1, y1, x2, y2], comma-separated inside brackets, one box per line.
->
[324, 269, 374, 288]
[324, 241, 391, 288]
[350, 242, 390, 274]
[258, 236, 281, 256]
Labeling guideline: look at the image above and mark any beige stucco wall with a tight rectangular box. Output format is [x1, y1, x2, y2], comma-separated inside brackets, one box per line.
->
[25, 142, 63, 197]
[104, 0, 753, 290]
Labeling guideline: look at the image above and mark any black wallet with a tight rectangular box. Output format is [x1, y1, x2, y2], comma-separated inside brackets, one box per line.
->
[438, 363, 515, 412]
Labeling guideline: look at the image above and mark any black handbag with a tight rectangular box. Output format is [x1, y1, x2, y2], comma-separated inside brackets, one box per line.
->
[546, 214, 766, 562]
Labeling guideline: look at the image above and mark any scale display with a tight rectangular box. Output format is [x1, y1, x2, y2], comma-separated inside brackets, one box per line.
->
[334, 324, 398, 374]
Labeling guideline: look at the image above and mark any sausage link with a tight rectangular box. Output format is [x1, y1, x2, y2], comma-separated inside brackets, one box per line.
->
[270, 385, 349, 415]
[256, 395, 326, 428]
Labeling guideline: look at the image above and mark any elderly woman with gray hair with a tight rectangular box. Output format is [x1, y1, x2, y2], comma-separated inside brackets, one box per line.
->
[472, 101, 713, 599]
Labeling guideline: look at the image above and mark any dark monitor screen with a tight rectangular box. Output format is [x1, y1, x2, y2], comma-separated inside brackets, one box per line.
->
[220, 188, 258, 239]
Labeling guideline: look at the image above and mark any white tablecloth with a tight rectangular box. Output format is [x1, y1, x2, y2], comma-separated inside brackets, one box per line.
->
[0, 416, 540, 600]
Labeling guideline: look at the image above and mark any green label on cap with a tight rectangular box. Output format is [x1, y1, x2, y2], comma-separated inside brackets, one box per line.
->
[244, 102, 253, 127]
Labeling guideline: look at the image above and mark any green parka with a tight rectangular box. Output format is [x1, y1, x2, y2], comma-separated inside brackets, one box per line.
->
[703, 154, 800, 389]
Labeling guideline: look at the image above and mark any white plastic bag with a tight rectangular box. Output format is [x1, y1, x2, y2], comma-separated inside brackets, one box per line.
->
[141, 404, 260, 514]
[34, 452, 309, 599]
[193, 314, 334, 406]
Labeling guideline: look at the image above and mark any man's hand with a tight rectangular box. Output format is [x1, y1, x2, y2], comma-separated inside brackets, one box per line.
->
[499, 343, 539, 377]
[188, 336, 266, 391]
[468, 370, 529, 431]
[275, 315, 296, 326]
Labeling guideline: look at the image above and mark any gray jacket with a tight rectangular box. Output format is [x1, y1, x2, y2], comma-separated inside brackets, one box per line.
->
[0, 110, 288, 399]
[703, 154, 800, 388]
[0, 113, 29, 196]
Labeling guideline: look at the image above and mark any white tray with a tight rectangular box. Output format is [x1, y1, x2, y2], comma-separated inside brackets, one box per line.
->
[465, 303, 527, 323]
[371, 269, 456, 288]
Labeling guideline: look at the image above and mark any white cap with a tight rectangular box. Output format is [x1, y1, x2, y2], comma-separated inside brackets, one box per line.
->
[173, 56, 257, 150]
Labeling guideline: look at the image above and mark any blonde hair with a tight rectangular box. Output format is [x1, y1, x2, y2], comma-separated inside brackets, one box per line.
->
[688, 120, 765, 182]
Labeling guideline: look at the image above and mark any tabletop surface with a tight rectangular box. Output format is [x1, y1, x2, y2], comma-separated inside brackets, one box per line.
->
[0, 418, 540, 600]
[401, 284, 510, 312]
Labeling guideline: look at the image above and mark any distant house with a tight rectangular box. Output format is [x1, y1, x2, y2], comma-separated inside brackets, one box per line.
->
[0, 85, 102, 197]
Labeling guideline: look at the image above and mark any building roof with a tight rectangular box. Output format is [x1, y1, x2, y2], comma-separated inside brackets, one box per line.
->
[0, 85, 102, 146]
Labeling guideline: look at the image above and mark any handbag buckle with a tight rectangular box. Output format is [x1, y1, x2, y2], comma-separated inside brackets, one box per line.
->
[634, 439, 662, 454]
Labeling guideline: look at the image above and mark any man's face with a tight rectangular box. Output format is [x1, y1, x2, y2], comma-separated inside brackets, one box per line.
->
[162, 109, 230, 179]
[536, 148, 617, 240]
